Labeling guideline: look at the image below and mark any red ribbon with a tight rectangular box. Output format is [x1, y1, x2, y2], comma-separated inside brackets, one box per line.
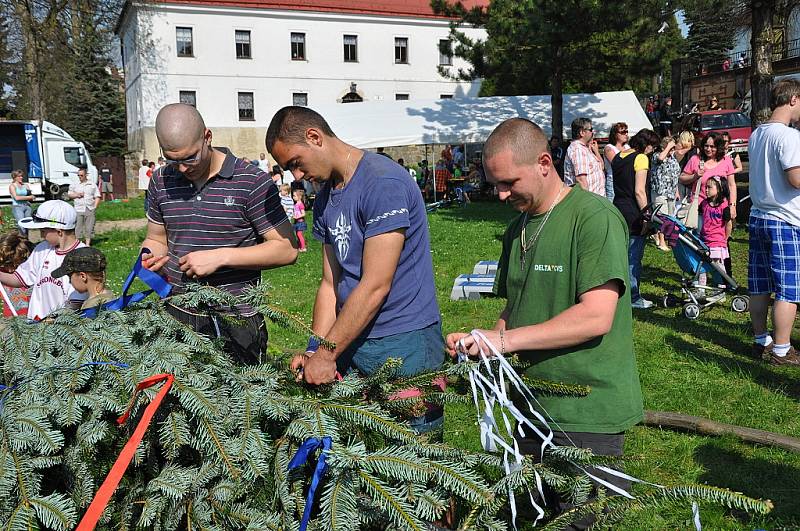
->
[75, 373, 174, 531]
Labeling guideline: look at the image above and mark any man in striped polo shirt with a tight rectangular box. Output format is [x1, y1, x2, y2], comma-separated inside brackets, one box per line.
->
[142, 103, 298, 364]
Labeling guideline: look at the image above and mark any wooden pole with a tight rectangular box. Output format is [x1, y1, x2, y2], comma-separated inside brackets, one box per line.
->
[644, 410, 800, 454]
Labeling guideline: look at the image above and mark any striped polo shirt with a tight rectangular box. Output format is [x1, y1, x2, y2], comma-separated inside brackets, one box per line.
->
[147, 151, 288, 315]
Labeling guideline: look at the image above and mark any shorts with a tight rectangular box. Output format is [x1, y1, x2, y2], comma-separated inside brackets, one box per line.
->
[294, 221, 307, 232]
[652, 195, 675, 216]
[101, 181, 113, 193]
[76, 210, 96, 240]
[709, 246, 729, 260]
[748, 214, 800, 302]
[166, 304, 267, 365]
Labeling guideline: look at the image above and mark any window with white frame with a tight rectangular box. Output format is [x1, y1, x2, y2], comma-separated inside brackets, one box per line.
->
[291, 32, 306, 60]
[176, 27, 193, 57]
[395, 37, 408, 64]
[235, 30, 251, 59]
[438, 39, 452, 66]
[343, 35, 358, 62]
[238, 92, 254, 120]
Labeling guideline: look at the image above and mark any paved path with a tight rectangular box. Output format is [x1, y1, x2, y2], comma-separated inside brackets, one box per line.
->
[95, 218, 148, 234]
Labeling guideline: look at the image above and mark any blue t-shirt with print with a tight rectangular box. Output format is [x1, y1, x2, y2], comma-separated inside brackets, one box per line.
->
[312, 152, 440, 338]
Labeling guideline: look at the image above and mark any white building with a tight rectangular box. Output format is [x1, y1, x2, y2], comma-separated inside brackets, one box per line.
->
[116, 0, 488, 162]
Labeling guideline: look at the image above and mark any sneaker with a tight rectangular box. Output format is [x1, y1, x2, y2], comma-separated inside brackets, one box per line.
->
[751, 342, 773, 360]
[768, 346, 800, 366]
[631, 298, 654, 309]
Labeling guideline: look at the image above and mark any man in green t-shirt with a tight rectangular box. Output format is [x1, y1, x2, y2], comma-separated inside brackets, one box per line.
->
[446, 118, 644, 528]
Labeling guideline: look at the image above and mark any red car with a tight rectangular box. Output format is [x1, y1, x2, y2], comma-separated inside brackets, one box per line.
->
[678, 110, 752, 158]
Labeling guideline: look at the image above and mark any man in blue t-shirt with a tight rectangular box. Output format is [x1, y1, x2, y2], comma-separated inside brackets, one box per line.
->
[267, 107, 443, 426]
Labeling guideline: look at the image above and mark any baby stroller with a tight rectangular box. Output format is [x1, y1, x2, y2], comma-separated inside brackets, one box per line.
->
[649, 208, 749, 320]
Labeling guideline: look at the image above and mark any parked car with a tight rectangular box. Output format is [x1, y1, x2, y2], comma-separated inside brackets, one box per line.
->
[677, 110, 751, 158]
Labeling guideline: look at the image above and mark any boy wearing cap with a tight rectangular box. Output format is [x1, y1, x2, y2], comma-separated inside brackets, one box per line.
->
[0, 200, 88, 320]
[52, 247, 114, 310]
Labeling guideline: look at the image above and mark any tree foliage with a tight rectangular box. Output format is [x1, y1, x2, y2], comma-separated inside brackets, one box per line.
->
[682, 0, 738, 61]
[432, 0, 684, 137]
[0, 0, 127, 156]
[0, 285, 773, 528]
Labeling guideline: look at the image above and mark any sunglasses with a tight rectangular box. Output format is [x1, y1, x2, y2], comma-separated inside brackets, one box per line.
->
[584, 127, 594, 132]
[33, 214, 66, 226]
[160, 143, 205, 166]
[618, 129, 628, 134]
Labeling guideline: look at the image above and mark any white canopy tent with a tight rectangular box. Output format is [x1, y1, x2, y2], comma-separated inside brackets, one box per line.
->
[308, 90, 651, 149]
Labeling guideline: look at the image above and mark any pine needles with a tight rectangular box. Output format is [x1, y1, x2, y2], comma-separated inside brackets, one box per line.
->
[0, 285, 773, 529]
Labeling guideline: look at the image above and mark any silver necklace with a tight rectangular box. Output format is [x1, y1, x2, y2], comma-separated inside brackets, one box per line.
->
[519, 187, 565, 271]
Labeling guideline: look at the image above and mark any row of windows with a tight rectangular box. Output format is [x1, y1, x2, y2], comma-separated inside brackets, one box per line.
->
[175, 27, 454, 65]
[177, 90, 454, 119]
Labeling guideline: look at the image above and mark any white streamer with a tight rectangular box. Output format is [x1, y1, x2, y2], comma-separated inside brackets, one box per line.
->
[692, 502, 702, 531]
[456, 329, 675, 526]
[0, 282, 18, 317]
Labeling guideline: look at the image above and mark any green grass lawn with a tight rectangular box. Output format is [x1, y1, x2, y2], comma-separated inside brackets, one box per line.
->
[90, 201, 800, 529]
[93, 196, 146, 222]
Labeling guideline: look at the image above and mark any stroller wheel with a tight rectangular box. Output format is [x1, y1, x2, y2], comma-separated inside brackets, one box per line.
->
[731, 295, 749, 313]
[683, 303, 701, 320]
[663, 294, 680, 308]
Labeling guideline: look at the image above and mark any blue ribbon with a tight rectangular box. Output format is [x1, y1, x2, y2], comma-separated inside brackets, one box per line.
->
[81, 248, 172, 318]
[0, 361, 129, 413]
[288, 436, 333, 531]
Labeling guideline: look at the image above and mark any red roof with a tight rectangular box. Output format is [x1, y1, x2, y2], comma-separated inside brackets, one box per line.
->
[163, 0, 489, 18]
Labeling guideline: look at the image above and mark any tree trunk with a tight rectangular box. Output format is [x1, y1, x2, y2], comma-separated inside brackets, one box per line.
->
[750, 0, 774, 126]
[15, 0, 45, 120]
[644, 410, 800, 454]
[551, 49, 563, 140]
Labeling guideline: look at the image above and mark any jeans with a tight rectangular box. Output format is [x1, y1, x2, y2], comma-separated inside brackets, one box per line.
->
[604, 172, 615, 202]
[337, 321, 445, 435]
[11, 204, 31, 236]
[628, 235, 645, 302]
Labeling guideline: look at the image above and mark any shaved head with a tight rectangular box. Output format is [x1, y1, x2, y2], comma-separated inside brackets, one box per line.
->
[483, 118, 550, 166]
[155, 103, 206, 151]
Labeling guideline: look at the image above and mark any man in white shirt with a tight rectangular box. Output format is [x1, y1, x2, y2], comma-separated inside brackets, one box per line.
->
[137, 159, 150, 191]
[748, 79, 800, 366]
[256, 152, 270, 172]
[563, 117, 606, 196]
[68, 167, 101, 245]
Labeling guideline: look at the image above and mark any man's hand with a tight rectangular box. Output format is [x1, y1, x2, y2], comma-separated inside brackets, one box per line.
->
[447, 329, 502, 359]
[445, 332, 471, 358]
[179, 249, 225, 278]
[590, 140, 602, 159]
[142, 252, 169, 272]
[294, 351, 337, 385]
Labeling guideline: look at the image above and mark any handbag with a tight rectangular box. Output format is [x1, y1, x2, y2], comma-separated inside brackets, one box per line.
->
[676, 178, 702, 229]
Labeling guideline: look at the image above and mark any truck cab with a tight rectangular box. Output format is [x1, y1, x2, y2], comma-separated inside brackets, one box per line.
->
[0, 120, 98, 202]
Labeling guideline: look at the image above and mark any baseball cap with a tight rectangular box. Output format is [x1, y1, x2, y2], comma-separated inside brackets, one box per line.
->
[51, 247, 107, 279]
[19, 200, 77, 230]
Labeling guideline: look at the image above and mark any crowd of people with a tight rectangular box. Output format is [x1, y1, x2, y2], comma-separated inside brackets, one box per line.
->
[550, 113, 745, 310]
[0, 79, 798, 528]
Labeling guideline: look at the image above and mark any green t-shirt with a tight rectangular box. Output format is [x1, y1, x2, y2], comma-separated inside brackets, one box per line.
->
[494, 187, 644, 433]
